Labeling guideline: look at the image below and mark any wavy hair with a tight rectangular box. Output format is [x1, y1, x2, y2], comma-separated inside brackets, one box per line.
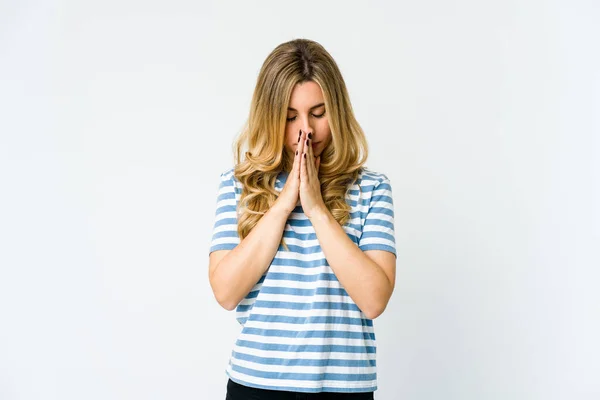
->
[232, 38, 369, 250]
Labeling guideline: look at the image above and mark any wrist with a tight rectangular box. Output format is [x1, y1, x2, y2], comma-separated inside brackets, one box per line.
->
[271, 200, 293, 217]
[308, 204, 330, 223]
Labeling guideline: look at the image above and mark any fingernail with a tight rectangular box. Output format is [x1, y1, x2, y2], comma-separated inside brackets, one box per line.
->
[295, 150, 298, 155]
[306, 139, 309, 145]
[299, 129, 302, 136]
[298, 137, 301, 142]
[303, 153, 306, 158]
[308, 133, 312, 139]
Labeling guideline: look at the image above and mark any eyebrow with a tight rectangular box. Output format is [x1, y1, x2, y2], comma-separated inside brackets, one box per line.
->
[287, 103, 325, 112]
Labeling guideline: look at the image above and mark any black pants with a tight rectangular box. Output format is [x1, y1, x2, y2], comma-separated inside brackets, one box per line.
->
[225, 378, 374, 400]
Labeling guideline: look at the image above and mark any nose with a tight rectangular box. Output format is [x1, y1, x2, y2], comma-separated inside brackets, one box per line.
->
[301, 126, 314, 137]
[299, 117, 314, 137]
[301, 128, 313, 137]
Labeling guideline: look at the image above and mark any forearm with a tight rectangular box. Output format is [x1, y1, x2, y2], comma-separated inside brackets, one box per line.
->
[211, 202, 290, 310]
[309, 207, 393, 319]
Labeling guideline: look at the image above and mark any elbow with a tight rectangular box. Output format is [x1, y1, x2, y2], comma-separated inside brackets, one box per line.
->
[363, 292, 392, 319]
[219, 299, 237, 311]
[209, 256, 239, 311]
[365, 283, 395, 319]
[364, 303, 387, 320]
[210, 278, 239, 311]
[213, 290, 239, 311]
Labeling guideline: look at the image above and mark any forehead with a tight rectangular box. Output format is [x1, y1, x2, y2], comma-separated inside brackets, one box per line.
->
[288, 81, 324, 110]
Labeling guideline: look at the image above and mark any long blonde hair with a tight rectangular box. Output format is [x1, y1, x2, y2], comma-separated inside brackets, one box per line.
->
[232, 38, 369, 250]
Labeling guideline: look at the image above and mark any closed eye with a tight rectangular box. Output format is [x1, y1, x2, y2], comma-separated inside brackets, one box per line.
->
[286, 111, 326, 122]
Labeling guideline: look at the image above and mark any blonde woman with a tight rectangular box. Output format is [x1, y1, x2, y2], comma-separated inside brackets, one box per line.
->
[208, 38, 397, 400]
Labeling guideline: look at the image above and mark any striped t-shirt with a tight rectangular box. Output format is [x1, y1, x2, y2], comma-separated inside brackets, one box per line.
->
[209, 166, 396, 393]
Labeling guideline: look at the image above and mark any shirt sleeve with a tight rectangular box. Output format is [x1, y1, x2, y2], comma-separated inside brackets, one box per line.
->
[358, 175, 397, 257]
[209, 172, 240, 254]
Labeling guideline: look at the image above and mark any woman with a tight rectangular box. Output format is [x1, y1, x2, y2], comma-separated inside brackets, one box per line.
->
[208, 38, 397, 399]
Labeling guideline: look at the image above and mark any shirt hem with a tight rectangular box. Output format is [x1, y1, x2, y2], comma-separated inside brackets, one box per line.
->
[225, 369, 377, 393]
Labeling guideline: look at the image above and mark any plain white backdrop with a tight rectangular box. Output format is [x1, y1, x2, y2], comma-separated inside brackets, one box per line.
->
[1, 1, 598, 399]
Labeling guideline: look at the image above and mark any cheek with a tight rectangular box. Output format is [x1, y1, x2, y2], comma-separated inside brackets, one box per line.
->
[284, 127, 294, 141]
[284, 128, 299, 150]
[290, 132, 300, 146]
[318, 119, 331, 139]
[319, 117, 330, 131]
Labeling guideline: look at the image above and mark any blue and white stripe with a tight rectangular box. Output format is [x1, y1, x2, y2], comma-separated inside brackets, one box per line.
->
[209, 167, 396, 393]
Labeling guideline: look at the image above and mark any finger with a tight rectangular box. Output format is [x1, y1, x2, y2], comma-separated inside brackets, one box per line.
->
[292, 148, 300, 181]
[316, 156, 320, 173]
[293, 129, 304, 180]
[300, 135, 308, 183]
[299, 129, 306, 157]
[305, 134, 316, 180]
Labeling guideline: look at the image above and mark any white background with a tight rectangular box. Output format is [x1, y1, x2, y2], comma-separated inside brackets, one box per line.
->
[1, 1, 598, 399]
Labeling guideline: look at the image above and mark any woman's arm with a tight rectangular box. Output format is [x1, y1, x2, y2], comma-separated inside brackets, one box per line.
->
[209, 201, 290, 311]
[308, 208, 396, 319]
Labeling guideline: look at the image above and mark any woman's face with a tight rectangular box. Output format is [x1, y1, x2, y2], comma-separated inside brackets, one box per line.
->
[284, 80, 332, 159]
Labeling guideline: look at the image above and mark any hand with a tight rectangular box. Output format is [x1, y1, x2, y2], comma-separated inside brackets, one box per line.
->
[274, 130, 302, 215]
[299, 129, 326, 219]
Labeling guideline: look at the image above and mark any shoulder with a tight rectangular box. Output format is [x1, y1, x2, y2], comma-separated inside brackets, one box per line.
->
[358, 166, 392, 190]
[218, 166, 235, 180]
[217, 167, 241, 185]
[215, 167, 242, 197]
